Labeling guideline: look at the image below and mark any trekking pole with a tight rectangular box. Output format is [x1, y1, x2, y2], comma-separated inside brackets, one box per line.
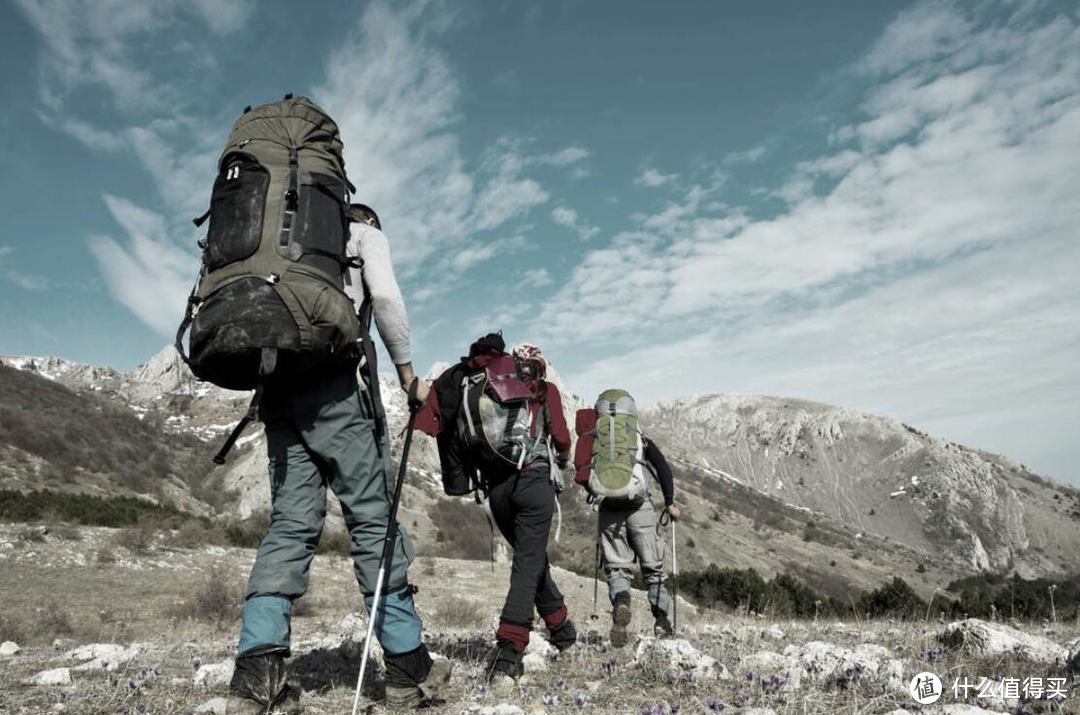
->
[592, 535, 600, 617]
[351, 380, 420, 715]
[670, 518, 678, 634]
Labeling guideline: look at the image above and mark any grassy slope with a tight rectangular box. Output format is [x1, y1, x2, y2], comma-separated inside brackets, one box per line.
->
[2, 524, 1078, 714]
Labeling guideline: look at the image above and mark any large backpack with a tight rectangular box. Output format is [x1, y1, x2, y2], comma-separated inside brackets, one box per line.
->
[456, 355, 542, 476]
[176, 95, 360, 392]
[574, 388, 648, 505]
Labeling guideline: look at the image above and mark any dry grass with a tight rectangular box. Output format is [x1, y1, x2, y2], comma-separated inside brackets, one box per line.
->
[1, 525, 1077, 714]
[175, 565, 244, 628]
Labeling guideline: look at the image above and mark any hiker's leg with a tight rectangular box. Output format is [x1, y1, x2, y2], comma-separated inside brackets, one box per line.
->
[303, 368, 421, 656]
[239, 418, 326, 656]
[599, 506, 635, 605]
[627, 502, 670, 618]
[495, 463, 555, 652]
[487, 471, 517, 546]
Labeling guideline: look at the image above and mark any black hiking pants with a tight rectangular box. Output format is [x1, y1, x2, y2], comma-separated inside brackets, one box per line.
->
[486, 461, 565, 649]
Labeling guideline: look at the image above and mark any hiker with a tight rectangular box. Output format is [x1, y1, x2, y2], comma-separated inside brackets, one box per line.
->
[222, 200, 450, 712]
[417, 336, 577, 692]
[574, 389, 680, 647]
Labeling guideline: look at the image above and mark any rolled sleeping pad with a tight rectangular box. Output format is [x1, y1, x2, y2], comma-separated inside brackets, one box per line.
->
[574, 408, 597, 485]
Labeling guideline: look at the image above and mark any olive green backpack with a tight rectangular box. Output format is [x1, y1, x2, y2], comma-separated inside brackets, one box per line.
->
[588, 389, 648, 505]
[175, 95, 361, 462]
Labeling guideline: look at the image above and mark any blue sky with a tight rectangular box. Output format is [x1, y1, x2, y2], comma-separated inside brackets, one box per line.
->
[2, 1, 1078, 484]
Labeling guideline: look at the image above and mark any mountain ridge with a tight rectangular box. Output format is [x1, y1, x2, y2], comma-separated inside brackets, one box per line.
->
[3, 346, 1078, 598]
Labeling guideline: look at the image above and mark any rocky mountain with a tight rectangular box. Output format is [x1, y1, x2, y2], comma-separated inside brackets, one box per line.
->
[2, 348, 1078, 601]
[642, 394, 1080, 578]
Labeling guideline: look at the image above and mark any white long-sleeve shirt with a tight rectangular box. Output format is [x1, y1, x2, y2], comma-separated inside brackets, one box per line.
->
[343, 222, 412, 365]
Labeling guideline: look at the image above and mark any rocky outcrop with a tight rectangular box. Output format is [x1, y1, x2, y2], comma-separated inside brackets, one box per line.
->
[937, 619, 1067, 665]
[642, 394, 1080, 577]
[736, 640, 904, 692]
[632, 637, 728, 680]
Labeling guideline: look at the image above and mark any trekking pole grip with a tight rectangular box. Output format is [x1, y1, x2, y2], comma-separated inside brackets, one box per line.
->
[407, 377, 421, 413]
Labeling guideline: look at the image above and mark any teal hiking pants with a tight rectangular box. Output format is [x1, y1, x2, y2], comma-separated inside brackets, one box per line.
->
[237, 367, 421, 656]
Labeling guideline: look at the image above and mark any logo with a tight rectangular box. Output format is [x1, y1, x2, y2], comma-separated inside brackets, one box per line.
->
[910, 672, 943, 704]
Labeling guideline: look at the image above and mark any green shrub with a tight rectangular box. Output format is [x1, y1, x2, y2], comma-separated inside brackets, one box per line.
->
[858, 577, 926, 619]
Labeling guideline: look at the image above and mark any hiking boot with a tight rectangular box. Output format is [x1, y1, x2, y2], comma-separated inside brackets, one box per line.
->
[384, 645, 453, 709]
[654, 614, 674, 638]
[229, 649, 302, 713]
[486, 639, 523, 695]
[547, 617, 577, 652]
[610, 592, 632, 648]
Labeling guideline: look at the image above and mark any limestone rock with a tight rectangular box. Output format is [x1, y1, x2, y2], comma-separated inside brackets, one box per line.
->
[632, 637, 728, 680]
[66, 643, 140, 671]
[194, 698, 228, 714]
[25, 667, 72, 686]
[938, 619, 1067, 664]
[193, 659, 235, 688]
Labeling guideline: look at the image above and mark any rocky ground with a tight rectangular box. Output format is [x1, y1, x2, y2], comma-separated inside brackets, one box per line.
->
[2, 524, 1080, 714]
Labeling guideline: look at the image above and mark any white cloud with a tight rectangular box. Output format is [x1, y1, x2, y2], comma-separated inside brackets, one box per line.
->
[551, 206, 600, 241]
[15, 0, 253, 115]
[0, 246, 49, 292]
[551, 207, 578, 227]
[541, 3, 1080, 480]
[634, 167, 678, 188]
[6, 273, 49, 291]
[89, 195, 196, 336]
[724, 144, 767, 165]
[536, 146, 589, 166]
[521, 268, 552, 288]
[313, 3, 557, 279]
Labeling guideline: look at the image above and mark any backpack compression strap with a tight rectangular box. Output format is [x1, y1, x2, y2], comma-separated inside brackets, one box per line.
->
[174, 269, 204, 366]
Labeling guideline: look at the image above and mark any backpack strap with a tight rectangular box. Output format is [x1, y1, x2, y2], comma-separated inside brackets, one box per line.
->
[212, 347, 277, 465]
[349, 228, 389, 441]
[174, 268, 204, 366]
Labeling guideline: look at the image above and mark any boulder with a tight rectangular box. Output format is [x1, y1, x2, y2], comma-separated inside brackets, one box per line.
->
[938, 619, 1067, 665]
[194, 698, 228, 714]
[521, 652, 548, 673]
[463, 705, 525, 715]
[0, 641, 20, 656]
[737, 641, 903, 691]
[193, 659, 235, 688]
[65, 643, 140, 671]
[1064, 636, 1080, 672]
[632, 637, 728, 680]
[25, 667, 72, 686]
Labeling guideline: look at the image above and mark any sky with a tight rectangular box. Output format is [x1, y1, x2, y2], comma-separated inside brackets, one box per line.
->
[1, 0, 1077, 484]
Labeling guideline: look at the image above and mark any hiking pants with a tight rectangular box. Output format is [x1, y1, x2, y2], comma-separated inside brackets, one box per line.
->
[599, 499, 671, 619]
[237, 367, 422, 657]
[487, 461, 567, 651]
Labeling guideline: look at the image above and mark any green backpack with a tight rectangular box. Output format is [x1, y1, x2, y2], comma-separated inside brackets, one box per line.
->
[175, 95, 361, 462]
[589, 389, 648, 505]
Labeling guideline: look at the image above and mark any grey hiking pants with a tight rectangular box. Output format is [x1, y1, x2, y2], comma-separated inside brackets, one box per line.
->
[599, 499, 671, 619]
[238, 367, 421, 656]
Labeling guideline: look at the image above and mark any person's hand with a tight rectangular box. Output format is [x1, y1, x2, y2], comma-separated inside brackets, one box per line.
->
[405, 378, 430, 407]
[666, 504, 681, 521]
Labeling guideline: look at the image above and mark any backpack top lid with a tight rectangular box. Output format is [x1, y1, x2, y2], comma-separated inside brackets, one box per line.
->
[596, 388, 637, 417]
[224, 95, 353, 191]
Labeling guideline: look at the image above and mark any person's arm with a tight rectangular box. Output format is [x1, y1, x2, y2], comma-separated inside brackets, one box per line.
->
[348, 222, 428, 401]
[643, 436, 676, 511]
[544, 383, 572, 467]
